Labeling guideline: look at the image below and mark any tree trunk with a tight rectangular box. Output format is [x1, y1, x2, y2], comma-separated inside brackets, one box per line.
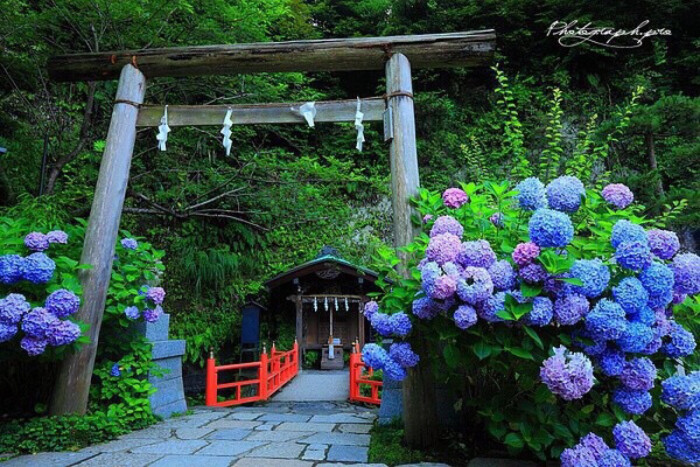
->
[51, 65, 145, 415]
[645, 132, 665, 199]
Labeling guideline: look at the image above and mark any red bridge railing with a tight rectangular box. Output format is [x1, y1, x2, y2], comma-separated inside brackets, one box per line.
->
[349, 341, 382, 405]
[206, 341, 298, 407]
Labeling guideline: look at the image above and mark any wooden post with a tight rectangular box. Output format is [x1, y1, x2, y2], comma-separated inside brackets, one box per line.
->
[51, 64, 146, 415]
[259, 346, 269, 400]
[205, 348, 217, 406]
[295, 295, 303, 370]
[385, 53, 438, 448]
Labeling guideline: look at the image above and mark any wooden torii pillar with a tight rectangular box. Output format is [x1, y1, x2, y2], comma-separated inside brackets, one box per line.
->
[46, 31, 496, 446]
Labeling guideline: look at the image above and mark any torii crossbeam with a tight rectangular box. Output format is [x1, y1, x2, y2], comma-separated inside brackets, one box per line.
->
[48, 32, 496, 444]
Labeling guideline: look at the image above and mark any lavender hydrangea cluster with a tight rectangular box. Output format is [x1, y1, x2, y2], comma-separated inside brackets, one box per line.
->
[120, 237, 139, 250]
[546, 176, 585, 213]
[515, 177, 547, 211]
[442, 188, 469, 209]
[602, 183, 634, 209]
[540, 346, 594, 400]
[121, 285, 167, 323]
[661, 372, 700, 464]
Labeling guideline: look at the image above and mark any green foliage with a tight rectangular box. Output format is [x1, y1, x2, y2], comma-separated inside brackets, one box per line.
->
[368, 421, 431, 466]
[304, 349, 320, 369]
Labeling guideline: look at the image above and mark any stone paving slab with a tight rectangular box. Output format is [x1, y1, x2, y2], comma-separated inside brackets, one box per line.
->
[276, 422, 337, 432]
[227, 411, 264, 420]
[310, 413, 370, 423]
[246, 430, 314, 442]
[2, 452, 96, 466]
[327, 445, 369, 462]
[300, 432, 371, 446]
[119, 427, 173, 439]
[272, 371, 348, 402]
[248, 441, 306, 459]
[233, 459, 313, 467]
[74, 452, 164, 466]
[81, 438, 160, 453]
[204, 420, 262, 429]
[258, 413, 311, 422]
[196, 440, 267, 456]
[149, 454, 239, 466]
[175, 428, 215, 439]
[206, 428, 253, 440]
[301, 443, 327, 461]
[130, 439, 208, 454]
[338, 423, 373, 433]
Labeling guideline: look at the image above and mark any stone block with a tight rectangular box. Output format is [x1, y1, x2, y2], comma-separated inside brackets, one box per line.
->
[119, 428, 173, 439]
[246, 431, 313, 442]
[326, 445, 369, 462]
[309, 413, 367, 423]
[206, 428, 253, 440]
[227, 411, 264, 420]
[196, 440, 266, 457]
[258, 413, 311, 423]
[130, 439, 208, 455]
[73, 452, 165, 466]
[248, 442, 305, 459]
[3, 452, 96, 466]
[338, 423, 373, 433]
[276, 422, 335, 432]
[149, 455, 237, 467]
[175, 428, 214, 440]
[299, 432, 370, 446]
[301, 444, 327, 461]
[203, 420, 262, 429]
[150, 377, 186, 409]
[135, 313, 170, 341]
[377, 375, 403, 425]
[80, 438, 161, 453]
[233, 459, 313, 467]
[150, 356, 183, 382]
[152, 339, 186, 360]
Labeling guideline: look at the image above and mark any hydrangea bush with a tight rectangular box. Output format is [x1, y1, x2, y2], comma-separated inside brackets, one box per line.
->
[366, 179, 699, 463]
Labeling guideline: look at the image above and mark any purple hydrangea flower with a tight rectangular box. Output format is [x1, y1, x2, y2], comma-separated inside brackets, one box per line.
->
[142, 305, 163, 323]
[647, 229, 680, 260]
[663, 321, 696, 358]
[611, 220, 647, 249]
[110, 363, 121, 377]
[390, 312, 412, 337]
[613, 387, 652, 415]
[46, 320, 81, 346]
[617, 322, 654, 354]
[46, 230, 68, 244]
[21, 253, 55, 284]
[512, 242, 540, 266]
[422, 214, 433, 224]
[566, 259, 610, 298]
[554, 293, 589, 325]
[639, 261, 674, 297]
[0, 293, 31, 325]
[21, 308, 59, 339]
[615, 241, 652, 271]
[24, 232, 49, 252]
[613, 277, 649, 314]
[598, 348, 626, 377]
[457, 240, 497, 268]
[383, 357, 407, 381]
[672, 290, 687, 305]
[585, 299, 627, 340]
[602, 183, 634, 209]
[120, 238, 138, 250]
[515, 177, 547, 211]
[45, 289, 80, 318]
[371, 313, 393, 337]
[487, 260, 516, 291]
[362, 343, 388, 370]
[426, 233, 463, 266]
[20, 336, 47, 356]
[442, 188, 469, 209]
[430, 216, 464, 238]
[560, 445, 597, 467]
[489, 212, 504, 228]
[672, 253, 700, 295]
[412, 296, 440, 320]
[580, 433, 609, 460]
[0, 322, 18, 342]
[442, 262, 463, 280]
[456, 267, 494, 305]
[454, 304, 478, 330]
[364, 301, 379, 321]
[546, 175, 585, 213]
[478, 292, 506, 323]
[145, 286, 166, 305]
[524, 296, 553, 326]
[612, 420, 652, 459]
[647, 288, 673, 309]
[124, 306, 140, 320]
[661, 371, 700, 411]
[540, 346, 595, 401]
[0, 254, 25, 284]
[528, 208, 574, 248]
[427, 274, 457, 300]
[389, 342, 420, 368]
[597, 449, 631, 467]
[664, 430, 700, 464]
[519, 263, 547, 284]
[620, 357, 656, 391]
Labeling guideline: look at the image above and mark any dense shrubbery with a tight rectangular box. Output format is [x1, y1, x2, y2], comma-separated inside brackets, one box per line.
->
[366, 178, 698, 463]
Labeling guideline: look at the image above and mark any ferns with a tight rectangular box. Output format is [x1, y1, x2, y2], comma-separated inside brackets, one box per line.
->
[179, 246, 241, 297]
[539, 88, 564, 181]
[461, 136, 491, 181]
[493, 65, 531, 180]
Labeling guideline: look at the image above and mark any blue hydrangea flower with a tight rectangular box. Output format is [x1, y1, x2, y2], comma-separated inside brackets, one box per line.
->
[489, 212, 504, 228]
[554, 293, 589, 325]
[628, 306, 655, 327]
[615, 241, 652, 271]
[613, 277, 649, 314]
[661, 371, 700, 411]
[21, 252, 56, 284]
[524, 297, 553, 326]
[427, 274, 457, 300]
[24, 232, 49, 252]
[598, 348, 626, 377]
[0, 322, 18, 342]
[478, 292, 506, 323]
[44, 289, 80, 318]
[602, 183, 634, 210]
[110, 363, 121, 377]
[362, 343, 388, 370]
[647, 229, 680, 260]
[20, 336, 47, 356]
[560, 445, 597, 467]
[611, 220, 647, 249]
[664, 430, 700, 464]
[639, 262, 674, 297]
[430, 215, 464, 238]
[0, 293, 31, 325]
[566, 259, 610, 298]
[426, 233, 463, 266]
[518, 263, 547, 284]
[676, 410, 700, 448]
[617, 322, 654, 354]
[540, 346, 595, 401]
[457, 267, 494, 305]
[21, 308, 59, 339]
[647, 288, 673, 309]
[124, 306, 140, 320]
[442, 261, 463, 280]
[142, 305, 163, 323]
[546, 175, 585, 213]
[390, 312, 412, 337]
[457, 240, 497, 268]
[421, 262, 441, 294]
[46, 320, 81, 347]
[0, 255, 25, 284]
[579, 433, 609, 460]
[585, 299, 627, 341]
[620, 357, 656, 391]
[613, 387, 652, 415]
[371, 313, 393, 337]
[120, 238, 138, 250]
[454, 304, 478, 330]
[597, 449, 631, 467]
[411, 296, 440, 320]
[389, 342, 420, 368]
[46, 230, 68, 244]
[487, 260, 516, 291]
[364, 301, 379, 321]
[528, 208, 574, 248]
[663, 321, 696, 358]
[672, 253, 700, 295]
[515, 177, 547, 211]
[383, 357, 407, 381]
[613, 420, 652, 459]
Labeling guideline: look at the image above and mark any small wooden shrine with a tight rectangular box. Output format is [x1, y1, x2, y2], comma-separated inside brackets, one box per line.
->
[265, 247, 381, 369]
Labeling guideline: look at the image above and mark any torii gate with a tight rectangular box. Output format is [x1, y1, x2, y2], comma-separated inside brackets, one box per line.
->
[46, 31, 496, 444]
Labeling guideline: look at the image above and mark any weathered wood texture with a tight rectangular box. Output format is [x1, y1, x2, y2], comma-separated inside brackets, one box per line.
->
[51, 65, 146, 415]
[48, 31, 496, 82]
[295, 296, 303, 370]
[137, 98, 385, 127]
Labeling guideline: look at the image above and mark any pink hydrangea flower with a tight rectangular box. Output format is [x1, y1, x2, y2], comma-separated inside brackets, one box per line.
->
[442, 188, 469, 209]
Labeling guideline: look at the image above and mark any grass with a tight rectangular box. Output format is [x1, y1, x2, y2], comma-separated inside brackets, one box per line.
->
[368, 420, 434, 466]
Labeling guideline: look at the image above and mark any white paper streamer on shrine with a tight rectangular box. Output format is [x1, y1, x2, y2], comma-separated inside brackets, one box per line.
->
[313, 297, 318, 313]
[298, 101, 317, 127]
[220, 109, 233, 156]
[156, 105, 171, 151]
[324, 296, 328, 311]
[355, 97, 365, 152]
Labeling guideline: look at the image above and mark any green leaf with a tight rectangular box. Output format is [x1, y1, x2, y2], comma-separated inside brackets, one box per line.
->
[473, 342, 493, 360]
[504, 432, 524, 449]
[595, 413, 615, 427]
[520, 283, 542, 298]
[523, 326, 544, 350]
[558, 277, 583, 286]
[507, 347, 534, 360]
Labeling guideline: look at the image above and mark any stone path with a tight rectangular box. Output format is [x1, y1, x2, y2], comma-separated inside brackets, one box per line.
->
[272, 370, 349, 402]
[4, 402, 382, 467]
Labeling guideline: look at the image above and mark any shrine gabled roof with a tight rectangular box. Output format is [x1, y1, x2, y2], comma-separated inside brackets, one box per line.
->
[264, 255, 380, 291]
